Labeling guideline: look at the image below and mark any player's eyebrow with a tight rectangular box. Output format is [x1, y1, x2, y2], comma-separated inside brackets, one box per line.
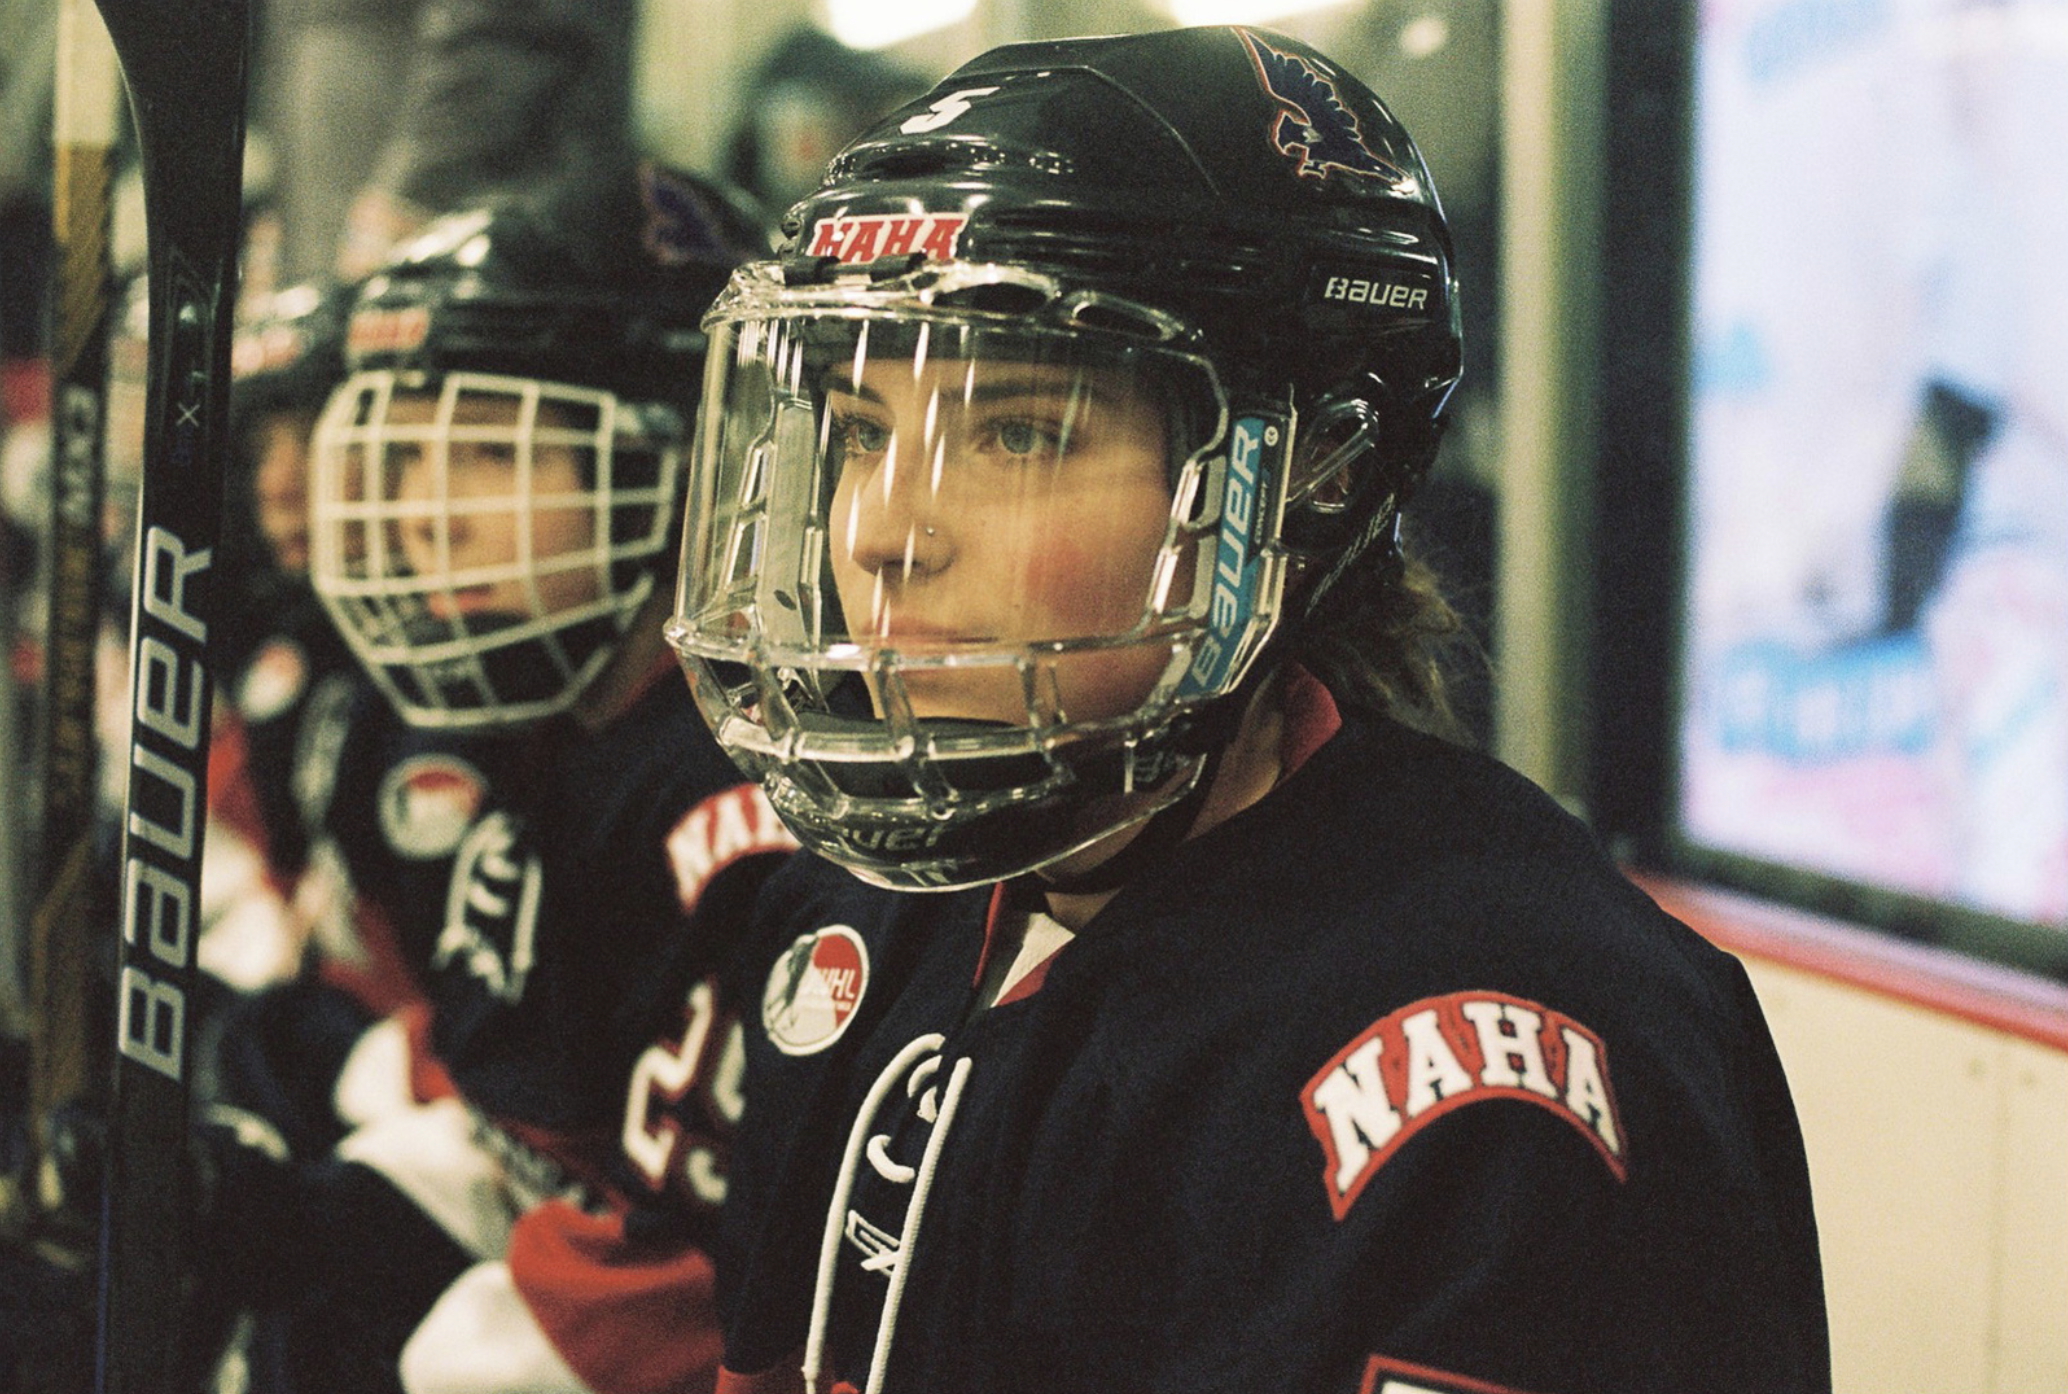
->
[822, 375, 886, 405]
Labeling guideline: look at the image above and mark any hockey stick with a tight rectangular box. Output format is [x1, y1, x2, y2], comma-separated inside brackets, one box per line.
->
[86, 1, 251, 1389]
[17, 0, 122, 1243]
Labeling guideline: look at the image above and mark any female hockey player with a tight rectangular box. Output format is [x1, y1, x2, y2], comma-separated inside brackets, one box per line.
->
[666, 26, 1832, 1394]
[197, 163, 800, 1394]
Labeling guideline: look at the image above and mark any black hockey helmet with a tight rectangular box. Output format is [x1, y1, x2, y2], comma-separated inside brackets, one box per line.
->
[231, 281, 352, 427]
[311, 162, 770, 730]
[668, 27, 1462, 888]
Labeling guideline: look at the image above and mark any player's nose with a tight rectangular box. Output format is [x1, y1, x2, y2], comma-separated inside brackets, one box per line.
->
[841, 438, 951, 581]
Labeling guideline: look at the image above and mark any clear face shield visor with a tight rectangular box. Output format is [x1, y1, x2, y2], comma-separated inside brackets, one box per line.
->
[669, 278, 1292, 886]
[309, 369, 684, 729]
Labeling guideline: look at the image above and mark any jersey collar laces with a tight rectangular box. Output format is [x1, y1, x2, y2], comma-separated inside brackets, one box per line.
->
[804, 1033, 974, 1394]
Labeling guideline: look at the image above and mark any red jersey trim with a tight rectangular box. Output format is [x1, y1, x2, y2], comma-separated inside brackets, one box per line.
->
[206, 707, 278, 872]
[1279, 663, 1344, 777]
[993, 949, 1062, 1007]
[318, 891, 429, 1019]
[511, 1199, 725, 1394]
[1, 358, 48, 423]
[971, 881, 1015, 992]
[1359, 1352, 1547, 1394]
[394, 1001, 458, 1104]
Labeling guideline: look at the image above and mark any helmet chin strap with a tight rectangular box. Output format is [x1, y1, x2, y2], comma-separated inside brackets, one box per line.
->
[1024, 652, 1280, 897]
[1023, 742, 1229, 897]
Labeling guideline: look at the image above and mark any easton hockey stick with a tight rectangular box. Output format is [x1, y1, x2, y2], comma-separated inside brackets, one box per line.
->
[86, 1, 250, 1389]
[19, 0, 122, 1245]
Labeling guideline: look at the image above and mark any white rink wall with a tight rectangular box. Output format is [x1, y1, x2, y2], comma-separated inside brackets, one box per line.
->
[1643, 878, 2068, 1394]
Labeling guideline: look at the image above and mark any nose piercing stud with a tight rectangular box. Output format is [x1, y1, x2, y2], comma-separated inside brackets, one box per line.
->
[924, 525, 937, 536]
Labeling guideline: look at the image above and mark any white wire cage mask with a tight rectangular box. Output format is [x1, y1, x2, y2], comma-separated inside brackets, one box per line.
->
[310, 369, 685, 729]
[667, 268, 1298, 889]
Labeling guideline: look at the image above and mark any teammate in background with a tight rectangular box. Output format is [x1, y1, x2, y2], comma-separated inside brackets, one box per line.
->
[188, 280, 367, 998]
[668, 28, 1830, 1394]
[195, 163, 797, 1393]
[251, 0, 643, 282]
[719, 25, 928, 226]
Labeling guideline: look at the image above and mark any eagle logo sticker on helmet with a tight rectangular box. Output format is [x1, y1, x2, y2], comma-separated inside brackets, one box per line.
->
[1238, 29, 1407, 185]
[804, 213, 968, 266]
[763, 925, 871, 1056]
[376, 754, 488, 860]
[640, 160, 727, 266]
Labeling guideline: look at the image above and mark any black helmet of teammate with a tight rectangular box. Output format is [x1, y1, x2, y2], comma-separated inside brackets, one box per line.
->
[668, 27, 1462, 889]
[311, 163, 769, 730]
[232, 281, 352, 429]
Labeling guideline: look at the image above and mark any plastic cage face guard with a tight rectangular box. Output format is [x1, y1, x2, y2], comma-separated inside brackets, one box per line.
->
[310, 369, 684, 729]
[667, 263, 1299, 889]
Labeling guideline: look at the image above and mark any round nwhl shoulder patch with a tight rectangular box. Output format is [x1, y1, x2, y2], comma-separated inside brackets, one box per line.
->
[763, 925, 870, 1056]
[376, 754, 487, 860]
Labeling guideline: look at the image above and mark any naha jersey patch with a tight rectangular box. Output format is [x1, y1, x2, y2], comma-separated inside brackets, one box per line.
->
[665, 784, 799, 914]
[1357, 1353, 1546, 1394]
[763, 925, 870, 1056]
[1302, 990, 1625, 1219]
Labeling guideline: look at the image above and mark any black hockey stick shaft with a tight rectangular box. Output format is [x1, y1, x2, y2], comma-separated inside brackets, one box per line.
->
[87, 1, 250, 1390]
[23, 0, 121, 1223]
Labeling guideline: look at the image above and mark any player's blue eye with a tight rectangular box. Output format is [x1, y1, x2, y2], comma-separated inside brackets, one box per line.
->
[838, 415, 891, 455]
[989, 416, 1072, 459]
[995, 419, 1043, 455]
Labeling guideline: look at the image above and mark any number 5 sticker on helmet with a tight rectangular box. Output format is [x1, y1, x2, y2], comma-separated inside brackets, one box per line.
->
[899, 86, 1000, 134]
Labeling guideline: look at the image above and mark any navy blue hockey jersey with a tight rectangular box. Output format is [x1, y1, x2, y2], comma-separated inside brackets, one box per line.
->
[233, 663, 802, 1392]
[718, 684, 1830, 1394]
[320, 665, 797, 1188]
